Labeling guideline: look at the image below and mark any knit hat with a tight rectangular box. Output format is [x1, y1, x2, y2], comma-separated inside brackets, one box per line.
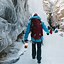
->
[33, 13, 38, 16]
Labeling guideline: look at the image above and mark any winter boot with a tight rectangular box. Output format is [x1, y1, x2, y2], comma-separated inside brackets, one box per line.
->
[37, 60, 41, 64]
[32, 56, 35, 59]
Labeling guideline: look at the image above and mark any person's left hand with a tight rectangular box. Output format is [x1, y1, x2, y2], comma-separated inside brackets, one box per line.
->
[24, 43, 28, 48]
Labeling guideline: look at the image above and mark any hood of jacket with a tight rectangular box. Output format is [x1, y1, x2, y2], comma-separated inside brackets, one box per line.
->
[30, 16, 41, 21]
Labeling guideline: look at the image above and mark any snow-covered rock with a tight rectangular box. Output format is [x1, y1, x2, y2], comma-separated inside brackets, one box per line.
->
[0, 0, 30, 58]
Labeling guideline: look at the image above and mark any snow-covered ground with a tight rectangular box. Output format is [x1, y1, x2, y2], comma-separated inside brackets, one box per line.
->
[14, 30, 64, 64]
[43, 31, 64, 64]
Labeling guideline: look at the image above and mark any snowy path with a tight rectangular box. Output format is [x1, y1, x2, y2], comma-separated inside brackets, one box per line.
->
[14, 31, 64, 64]
[43, 31, 64, 64]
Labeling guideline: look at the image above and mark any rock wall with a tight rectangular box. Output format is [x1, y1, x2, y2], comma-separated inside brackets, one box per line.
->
[0, 0, 30, 53]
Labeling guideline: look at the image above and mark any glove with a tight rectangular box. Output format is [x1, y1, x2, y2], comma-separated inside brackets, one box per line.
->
[24, 43, 28, 48]
[47, 33, 49, 35]
[24, 40, 28, 42]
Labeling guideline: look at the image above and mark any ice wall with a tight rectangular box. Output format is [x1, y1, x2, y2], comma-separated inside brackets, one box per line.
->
[0, 0, 30, 53]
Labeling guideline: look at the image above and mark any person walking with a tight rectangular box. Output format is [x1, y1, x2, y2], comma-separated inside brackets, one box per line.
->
[24, 13, 49, 63]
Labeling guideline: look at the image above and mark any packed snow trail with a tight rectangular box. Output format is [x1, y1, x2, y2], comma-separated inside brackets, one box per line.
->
[14, 31, 64, 64]
[43, 31, 64, 64]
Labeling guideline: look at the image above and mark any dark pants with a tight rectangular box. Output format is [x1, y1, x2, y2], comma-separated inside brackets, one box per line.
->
[32, 42, 42, 61]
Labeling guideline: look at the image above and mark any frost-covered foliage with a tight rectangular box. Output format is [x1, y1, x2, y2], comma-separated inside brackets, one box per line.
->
[0, 0, 30, 52]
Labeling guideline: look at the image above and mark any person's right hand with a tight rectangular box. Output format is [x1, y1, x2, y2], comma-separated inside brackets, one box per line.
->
[47, 33, 49, 35]
[24, 43, 28, 48]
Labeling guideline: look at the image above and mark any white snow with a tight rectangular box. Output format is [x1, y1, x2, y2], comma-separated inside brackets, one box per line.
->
[43, 31, 64, 64]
